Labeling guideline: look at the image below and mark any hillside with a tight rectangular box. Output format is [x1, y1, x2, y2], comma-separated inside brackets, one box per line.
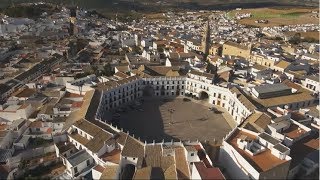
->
[0, 0, 318, 9]
[0, 0, 318, 20]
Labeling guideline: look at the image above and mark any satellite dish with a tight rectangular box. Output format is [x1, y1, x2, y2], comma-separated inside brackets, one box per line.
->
[284, 105, 289, 109]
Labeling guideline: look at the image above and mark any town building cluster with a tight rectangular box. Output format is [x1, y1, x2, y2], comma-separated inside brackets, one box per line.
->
[0, 3, 318, 179]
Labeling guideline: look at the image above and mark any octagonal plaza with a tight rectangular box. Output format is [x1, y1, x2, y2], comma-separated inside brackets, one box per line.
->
[104, 97, 233, 144]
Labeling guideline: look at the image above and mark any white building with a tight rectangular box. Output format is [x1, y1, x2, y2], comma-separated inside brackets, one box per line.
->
[66, 74, 97, 95]
[219, 128, 291, 180]
[302, 75, 319, 94]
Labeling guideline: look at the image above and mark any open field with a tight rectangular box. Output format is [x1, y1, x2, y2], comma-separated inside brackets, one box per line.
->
[106, 98, 232, 144]
[144, 13, 168, 21]
[228, 7, 319, 27]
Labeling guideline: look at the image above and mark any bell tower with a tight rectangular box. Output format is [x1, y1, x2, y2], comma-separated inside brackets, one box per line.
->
[69, 2, 77, 36]
[201, 20, 211, 58]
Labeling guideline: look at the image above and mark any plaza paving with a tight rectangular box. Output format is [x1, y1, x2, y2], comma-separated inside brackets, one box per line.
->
[110, 97, 233, 144]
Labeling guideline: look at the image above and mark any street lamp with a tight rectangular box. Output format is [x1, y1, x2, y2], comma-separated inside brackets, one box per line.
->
[168, 108, 175, 125]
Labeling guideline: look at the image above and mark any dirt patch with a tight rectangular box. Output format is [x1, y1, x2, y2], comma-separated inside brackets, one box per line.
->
[115, 98, 232, 143]
[285, 31, 320, 41]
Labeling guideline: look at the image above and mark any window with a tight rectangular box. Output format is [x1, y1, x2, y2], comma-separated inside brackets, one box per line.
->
[191, 153, 194, 156]
[74, 167, 78, 174]
[86, 159, 90, 166]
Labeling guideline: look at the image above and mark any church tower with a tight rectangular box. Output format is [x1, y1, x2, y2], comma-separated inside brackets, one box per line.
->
[69, 5, 77, 36]
[201, 20, 211, 57]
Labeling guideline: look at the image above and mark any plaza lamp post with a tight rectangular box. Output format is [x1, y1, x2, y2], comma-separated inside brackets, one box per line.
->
[168, 108, 175, 125]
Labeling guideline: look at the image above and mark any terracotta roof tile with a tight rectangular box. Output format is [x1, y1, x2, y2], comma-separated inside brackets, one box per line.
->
[227, 129, 288, 172]
[194, 162, 225, 180]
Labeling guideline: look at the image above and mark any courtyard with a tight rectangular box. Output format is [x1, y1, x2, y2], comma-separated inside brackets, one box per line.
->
[106, 97, 232, 144]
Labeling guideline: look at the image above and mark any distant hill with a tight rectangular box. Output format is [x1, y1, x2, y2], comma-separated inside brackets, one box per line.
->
[0, 0, 318, 9]
[0, 0, 318, 20]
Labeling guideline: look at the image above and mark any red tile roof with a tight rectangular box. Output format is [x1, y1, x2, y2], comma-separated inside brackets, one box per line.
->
[194, 162, 225, 180]
[29, 121, 43, 128]
[94, 165, 105, 173]
[46, 128, 52, 134]
[71, 101, 83, 108]
[227, 129, 288, 172]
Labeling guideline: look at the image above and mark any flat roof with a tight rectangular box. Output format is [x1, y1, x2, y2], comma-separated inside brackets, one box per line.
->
[67, 149, 91, 166]
[227, 129, 288, 172]
[253, 84, 291, 95]
[273, 143, 289, 153]
[282, 124, 307, 140]
[258, 132, 281, 145]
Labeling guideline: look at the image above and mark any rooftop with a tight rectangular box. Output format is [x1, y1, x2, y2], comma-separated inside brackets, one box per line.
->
[227, 129, 288, 172]
[174, 147, 190, 179]
[122, 135, 145, 159]
[224, 41, 249, 50]
[133, 167, 152, 179]
[194, 162, 225, 180]
[253, 83, 291, 95]
[282, 123, 307, 140]
[255, 92, 314, 108]
[67, 149, 91, 166]
[289, 134, 319, 168]
[100, 165, 119, 179]
[100, 149, 121, 164]
[230, 86, 257, 111]
[275, 60, 291, 69]
[55, 142, 76, 155]
[258, 132, 281, 145]
[12, 88, 36, 98]
[241, 112, 272, 133]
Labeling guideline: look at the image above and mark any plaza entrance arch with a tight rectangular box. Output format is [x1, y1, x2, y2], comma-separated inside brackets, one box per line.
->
[143, 85, 155, 97]
[199, 91, 209, 101]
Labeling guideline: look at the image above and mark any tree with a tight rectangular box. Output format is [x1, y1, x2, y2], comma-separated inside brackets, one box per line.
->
[289, 33, 301, 45]
[91, 65, 98, 74]
[103, 63, 114, 76]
